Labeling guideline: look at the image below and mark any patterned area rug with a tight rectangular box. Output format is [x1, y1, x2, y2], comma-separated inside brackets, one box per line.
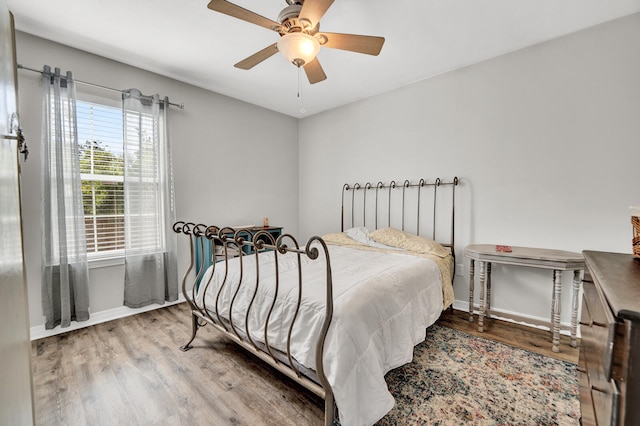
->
[375, 325, 580, 425]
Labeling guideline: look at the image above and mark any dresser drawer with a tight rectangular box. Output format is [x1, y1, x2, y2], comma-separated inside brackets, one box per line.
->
[578, 367, 596, 426]
[591, 378, 620, 426]
[580, 275, 616, 387]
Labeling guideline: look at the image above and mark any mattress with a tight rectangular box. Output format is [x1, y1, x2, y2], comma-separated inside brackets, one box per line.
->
[196, 243, 445, 426]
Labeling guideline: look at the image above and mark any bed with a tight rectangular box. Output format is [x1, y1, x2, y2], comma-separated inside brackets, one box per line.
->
[173, 177, 459, 426]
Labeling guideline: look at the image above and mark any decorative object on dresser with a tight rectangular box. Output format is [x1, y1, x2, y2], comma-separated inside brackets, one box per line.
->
[579, 251, 640, 426]
[173, 176, 458, 426]
[630, 206, 640, 258]
[464, 244, 585, 353]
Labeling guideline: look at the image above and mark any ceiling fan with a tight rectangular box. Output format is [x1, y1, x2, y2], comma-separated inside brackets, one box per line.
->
[207, 0, 385, 84]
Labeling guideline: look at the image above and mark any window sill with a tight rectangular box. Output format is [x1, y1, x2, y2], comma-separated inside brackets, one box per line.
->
[88, 255, 124, 269]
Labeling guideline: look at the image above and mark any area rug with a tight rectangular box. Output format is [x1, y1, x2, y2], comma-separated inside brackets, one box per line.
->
[374, 325, 580, 425]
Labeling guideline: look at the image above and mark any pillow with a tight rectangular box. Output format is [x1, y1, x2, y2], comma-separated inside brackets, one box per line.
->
[345, 227, 372, 245]
[368, 227, 450, 258]
[322, 229, 401, 251]
[321, 232, 362, 247]
[346, 227, 402, 250]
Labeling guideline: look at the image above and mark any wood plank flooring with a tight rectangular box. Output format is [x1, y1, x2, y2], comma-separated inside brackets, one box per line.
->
[31, 303, 578, 425]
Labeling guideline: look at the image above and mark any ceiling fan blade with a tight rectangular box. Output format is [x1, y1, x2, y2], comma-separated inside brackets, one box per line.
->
[303, 57, 327, 84]
[234, 43, 279, 70]
[299, 0, 334, 28]
[318, 32, 385, 56]
[207, 0, 281, 31]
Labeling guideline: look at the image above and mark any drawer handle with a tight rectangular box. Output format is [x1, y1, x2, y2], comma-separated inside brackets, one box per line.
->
[577, 367, 587, 374]
[579, 321, 590, 326]
[592, 321, 609, 328]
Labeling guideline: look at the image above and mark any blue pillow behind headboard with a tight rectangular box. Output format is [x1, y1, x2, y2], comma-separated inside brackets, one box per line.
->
[193, 236, 213, 290]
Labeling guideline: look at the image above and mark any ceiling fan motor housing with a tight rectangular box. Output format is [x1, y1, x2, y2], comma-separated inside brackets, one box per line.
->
[277, 4, 318, 34]
[278, 5, 302, 25]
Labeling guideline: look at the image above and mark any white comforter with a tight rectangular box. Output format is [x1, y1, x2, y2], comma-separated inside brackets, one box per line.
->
[196, 244, 444, 426]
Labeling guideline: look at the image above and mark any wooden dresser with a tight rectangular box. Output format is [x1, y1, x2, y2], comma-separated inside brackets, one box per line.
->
[579, 251, 640, 425]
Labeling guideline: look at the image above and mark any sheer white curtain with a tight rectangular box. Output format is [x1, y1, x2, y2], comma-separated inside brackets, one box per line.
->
[122, 89, 178, 307]
[41, 66, 90, 329]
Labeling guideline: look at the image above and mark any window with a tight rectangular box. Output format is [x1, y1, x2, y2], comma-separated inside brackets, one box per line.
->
[76, 101, 124, 257]
[122, 108, 164, 253]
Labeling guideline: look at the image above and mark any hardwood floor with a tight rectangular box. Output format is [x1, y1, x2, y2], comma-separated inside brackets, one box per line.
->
[31, 303, 578, 425]
[438, 308, 579, 364]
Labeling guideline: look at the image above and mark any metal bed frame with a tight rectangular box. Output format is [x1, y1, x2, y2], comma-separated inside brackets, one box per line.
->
[173, 177, 458, 426]
[341, 177, 459, 266]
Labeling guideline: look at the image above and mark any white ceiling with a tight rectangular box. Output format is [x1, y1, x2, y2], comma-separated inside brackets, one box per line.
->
[8, 0, 640, 118]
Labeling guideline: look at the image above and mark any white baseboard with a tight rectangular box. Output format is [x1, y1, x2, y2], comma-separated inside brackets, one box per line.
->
[451, 299, 579, 337]
[30, 295, 186, 341]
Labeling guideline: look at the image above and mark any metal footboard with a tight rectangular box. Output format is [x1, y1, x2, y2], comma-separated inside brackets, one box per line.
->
[172, 221, 336, 425]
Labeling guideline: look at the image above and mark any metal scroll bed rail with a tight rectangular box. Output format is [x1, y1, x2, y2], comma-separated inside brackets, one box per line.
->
[172, 223, 337, 424]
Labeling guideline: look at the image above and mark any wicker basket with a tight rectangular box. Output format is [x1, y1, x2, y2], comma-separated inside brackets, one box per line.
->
[633, 215, 640, 258]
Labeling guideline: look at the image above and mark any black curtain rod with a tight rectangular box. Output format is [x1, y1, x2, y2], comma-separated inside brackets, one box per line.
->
[18, 64, 184, 110]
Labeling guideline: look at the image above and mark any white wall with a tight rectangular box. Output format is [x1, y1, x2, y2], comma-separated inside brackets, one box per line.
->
[16, 32, 299, 331]
[298, 14, 640, 327]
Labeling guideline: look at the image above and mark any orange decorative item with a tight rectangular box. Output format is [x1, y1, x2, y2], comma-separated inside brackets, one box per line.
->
[632, 216, 640, 258]
[631, 207, 640, 258]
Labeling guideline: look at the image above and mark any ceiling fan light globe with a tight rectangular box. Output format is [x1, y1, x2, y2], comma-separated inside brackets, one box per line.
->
[277, 32, 320, 67]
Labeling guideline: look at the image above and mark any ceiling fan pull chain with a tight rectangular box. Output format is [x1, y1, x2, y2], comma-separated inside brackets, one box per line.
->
[297, 66, 306, 114]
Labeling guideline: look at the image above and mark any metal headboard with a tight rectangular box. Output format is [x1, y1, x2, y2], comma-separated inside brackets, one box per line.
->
[341, 177, 459, 255]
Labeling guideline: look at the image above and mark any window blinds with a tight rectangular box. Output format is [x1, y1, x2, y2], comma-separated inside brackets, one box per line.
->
[76, 101, 124, 255]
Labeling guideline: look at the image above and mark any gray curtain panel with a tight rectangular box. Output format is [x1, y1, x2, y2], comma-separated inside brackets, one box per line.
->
[122, 89, 178, 307]
[40, 66, 90, 329]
